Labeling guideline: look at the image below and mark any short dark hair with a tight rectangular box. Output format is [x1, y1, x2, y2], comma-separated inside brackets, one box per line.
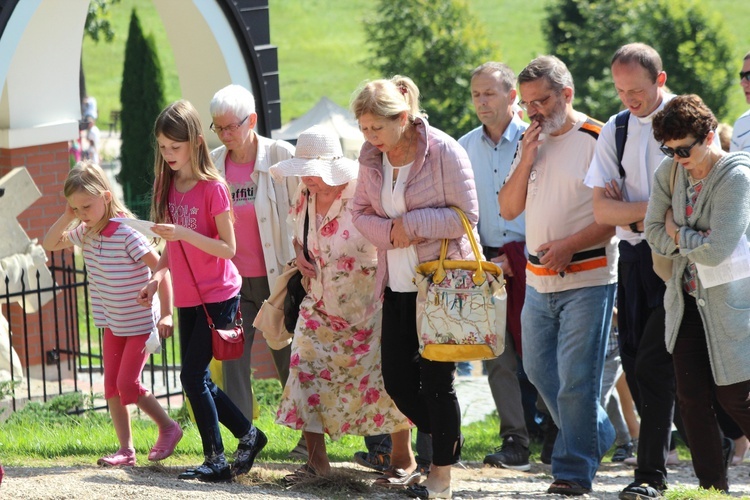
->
[611, 43, 663, 82]
[652, 94, 717, 144]
[471, 62, 516, 93]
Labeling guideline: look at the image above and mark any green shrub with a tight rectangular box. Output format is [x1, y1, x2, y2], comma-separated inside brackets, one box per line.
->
[6, 392, 108, 426]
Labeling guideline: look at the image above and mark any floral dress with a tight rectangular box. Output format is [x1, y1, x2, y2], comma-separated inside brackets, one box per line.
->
[276, 181, 411, 439]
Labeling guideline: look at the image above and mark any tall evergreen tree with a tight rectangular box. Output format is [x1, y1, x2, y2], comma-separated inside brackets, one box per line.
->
[118, 9, 165, 219]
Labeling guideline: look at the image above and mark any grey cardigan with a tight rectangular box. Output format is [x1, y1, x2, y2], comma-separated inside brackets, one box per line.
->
[644, 151, 750, 385]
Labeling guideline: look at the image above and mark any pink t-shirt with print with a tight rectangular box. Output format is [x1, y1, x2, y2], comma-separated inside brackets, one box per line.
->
[225, 156, 266, 277]
[167, 179, 241, 307]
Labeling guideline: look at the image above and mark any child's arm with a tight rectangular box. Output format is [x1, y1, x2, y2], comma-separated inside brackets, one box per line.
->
[137, 251, 169, 309]
[152, 210, 236, 259]
[42, 204, 77, 251]
[142, 250, 174, 339]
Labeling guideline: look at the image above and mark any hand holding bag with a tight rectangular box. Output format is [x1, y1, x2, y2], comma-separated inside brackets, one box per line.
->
[415, 206, 507, 362]
[652, 160, 678, 281]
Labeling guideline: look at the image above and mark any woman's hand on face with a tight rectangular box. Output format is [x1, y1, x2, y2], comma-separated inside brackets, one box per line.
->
[295, 244, 317, 278]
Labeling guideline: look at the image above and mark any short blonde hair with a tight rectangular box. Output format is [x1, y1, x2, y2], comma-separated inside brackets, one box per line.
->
[351, 75, 426, 122]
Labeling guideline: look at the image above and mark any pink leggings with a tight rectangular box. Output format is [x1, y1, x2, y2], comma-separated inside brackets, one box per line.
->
[103, 328, 150, 405]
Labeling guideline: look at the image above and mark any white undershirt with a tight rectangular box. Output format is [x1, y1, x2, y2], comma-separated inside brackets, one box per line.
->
[381, 154, 418, 292]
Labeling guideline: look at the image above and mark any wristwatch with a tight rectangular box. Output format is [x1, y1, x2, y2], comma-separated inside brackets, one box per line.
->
[629, 222, 643, 234]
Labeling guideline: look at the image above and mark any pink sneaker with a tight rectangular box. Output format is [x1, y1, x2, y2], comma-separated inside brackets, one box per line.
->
[148, 420, 183, 461]
[98, 448, 136, 467]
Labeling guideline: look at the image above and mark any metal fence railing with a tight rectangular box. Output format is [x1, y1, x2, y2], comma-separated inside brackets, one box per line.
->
[1, 249, 183, 416]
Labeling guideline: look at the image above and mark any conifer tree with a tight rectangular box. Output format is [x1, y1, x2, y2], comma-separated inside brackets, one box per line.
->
[118, 9, 165, 219]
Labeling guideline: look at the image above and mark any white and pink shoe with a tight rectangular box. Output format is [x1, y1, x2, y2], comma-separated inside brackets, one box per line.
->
[98, 448, 136, 467]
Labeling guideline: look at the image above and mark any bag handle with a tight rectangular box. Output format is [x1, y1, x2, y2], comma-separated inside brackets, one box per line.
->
[433, 206, 486, 285]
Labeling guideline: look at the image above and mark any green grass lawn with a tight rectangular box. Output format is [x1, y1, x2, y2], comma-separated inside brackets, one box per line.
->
[81, 0, 750, 132]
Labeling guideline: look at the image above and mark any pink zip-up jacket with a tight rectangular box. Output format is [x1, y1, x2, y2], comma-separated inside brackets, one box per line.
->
[352, 117, 480, 298]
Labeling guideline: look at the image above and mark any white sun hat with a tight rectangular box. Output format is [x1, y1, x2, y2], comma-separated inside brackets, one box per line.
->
[270, 125, 359, 186]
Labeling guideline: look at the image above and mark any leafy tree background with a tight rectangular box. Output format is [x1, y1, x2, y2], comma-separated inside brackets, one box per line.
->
[546, 0, 735, 121]
[118, 9, 165, 219]
[364, 0, 497, 137]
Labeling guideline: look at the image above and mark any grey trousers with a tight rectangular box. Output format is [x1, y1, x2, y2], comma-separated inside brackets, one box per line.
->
[601, 352, 631, 446]
[484, 331, 530, 448]
[222, 276, 292, 421]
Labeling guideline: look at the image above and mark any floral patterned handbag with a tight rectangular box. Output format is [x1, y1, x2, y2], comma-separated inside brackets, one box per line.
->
[415, 207, 507, 362]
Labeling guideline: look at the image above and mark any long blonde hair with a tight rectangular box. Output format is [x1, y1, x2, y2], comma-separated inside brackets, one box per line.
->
[64, 161, 133, 236]
[150, 100, 230, 223]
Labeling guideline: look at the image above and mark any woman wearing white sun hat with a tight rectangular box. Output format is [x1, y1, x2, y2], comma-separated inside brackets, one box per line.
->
[270, 125, 413, 484]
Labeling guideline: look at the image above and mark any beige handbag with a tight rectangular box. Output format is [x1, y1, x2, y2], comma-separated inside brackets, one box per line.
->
[652, 160, 678, 281]
[415, 207, 507, 362]
[253, 261, 300, 350]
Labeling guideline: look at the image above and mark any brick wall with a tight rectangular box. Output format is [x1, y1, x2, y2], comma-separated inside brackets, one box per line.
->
[0, 142, 72, 367]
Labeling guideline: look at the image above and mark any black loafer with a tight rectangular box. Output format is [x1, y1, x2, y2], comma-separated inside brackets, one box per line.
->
[178, 463, 231, 483]
[232, 428, 268, 476]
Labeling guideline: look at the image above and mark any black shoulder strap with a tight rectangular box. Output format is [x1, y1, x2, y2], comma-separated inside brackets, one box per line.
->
[614, 110, 630, 179]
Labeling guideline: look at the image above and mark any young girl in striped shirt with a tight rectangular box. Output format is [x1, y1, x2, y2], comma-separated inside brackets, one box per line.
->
[42, 161, 182, 467]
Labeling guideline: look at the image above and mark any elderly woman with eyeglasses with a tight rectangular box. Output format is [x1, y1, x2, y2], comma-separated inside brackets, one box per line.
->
[644, 94, 750, 493]
[208, 85, 300, 439]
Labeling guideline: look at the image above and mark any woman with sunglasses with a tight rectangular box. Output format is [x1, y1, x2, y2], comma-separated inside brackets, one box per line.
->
[645, 94, 750, 493]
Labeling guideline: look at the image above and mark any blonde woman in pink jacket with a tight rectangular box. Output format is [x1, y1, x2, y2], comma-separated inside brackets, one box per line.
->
[351, 75, 479, 500]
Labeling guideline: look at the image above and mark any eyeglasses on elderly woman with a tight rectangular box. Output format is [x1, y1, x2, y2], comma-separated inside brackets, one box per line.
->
[659, 137, 701, 159]
[209, 115, 249, 134]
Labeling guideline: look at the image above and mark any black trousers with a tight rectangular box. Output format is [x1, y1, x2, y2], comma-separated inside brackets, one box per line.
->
[673, 294, 750, 492]
[381, 288, 461, 466]
[618, 241, 679, 487]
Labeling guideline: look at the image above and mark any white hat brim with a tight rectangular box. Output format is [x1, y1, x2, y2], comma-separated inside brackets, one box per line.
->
[270, 156, 359, 186]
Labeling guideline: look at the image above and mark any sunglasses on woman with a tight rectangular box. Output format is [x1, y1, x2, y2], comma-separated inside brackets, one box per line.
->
[659, 138, 701, 158]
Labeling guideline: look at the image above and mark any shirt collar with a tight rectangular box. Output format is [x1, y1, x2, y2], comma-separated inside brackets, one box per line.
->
[100, 218, 120, 237]
[481, 114, 525, 146]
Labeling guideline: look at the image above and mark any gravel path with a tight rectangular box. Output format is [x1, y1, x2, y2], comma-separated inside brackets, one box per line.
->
[3, 459, 750, 499]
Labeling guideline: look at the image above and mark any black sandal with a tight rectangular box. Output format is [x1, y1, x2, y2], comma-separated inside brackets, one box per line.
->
[547, 479, 591, 496]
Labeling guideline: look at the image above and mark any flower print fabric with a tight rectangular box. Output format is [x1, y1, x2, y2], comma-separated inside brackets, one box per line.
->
[276, 181, 411, 439]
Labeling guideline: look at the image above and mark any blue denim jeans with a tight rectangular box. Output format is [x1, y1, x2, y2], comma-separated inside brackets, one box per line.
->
[178, 296, 251, 457]
[521, 284, 616, 489]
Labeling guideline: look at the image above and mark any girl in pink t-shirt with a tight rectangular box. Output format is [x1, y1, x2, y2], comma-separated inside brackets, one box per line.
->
[138, 100, 266, 483]
[42, 161, 181, 467]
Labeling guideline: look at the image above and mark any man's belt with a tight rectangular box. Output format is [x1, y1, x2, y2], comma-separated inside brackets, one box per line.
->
[527, 247, 607, 277]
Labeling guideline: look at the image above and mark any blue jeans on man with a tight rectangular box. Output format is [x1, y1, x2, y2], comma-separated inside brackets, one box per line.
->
[522, 283, 616, 489]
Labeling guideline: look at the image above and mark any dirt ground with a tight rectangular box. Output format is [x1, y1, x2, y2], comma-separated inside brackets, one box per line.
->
[3, 459, 750, 499]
